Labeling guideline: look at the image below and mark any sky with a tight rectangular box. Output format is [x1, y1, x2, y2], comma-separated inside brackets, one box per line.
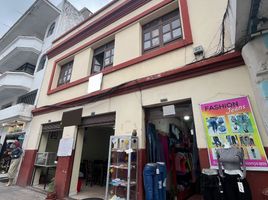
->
[0, 0, 112, 38]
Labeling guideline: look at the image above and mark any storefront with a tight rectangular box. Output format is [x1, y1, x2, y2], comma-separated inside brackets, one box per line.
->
[0, 121, 26, 174]
[143, 100, 200, 199]
[17, 63, 268, 200]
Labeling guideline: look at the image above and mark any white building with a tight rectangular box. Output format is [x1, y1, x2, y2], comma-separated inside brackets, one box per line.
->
[0, 0, 90, 163]
[228, 0, 268, 134]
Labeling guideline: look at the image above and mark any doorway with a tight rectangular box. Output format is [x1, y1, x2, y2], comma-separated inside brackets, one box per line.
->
[145, 100, 201, 200]
[72, 125, 114, 199]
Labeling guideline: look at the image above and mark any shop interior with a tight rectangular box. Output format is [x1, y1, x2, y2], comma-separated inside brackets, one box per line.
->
[32, 130, 62, 190]
[73, 125, 114, 199]
[0, 121, 25, 174]
[145, 100, 201, 200]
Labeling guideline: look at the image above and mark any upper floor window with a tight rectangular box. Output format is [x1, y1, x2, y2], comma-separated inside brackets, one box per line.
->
[57, 61, 73, 86]
[143, 10, 182, 52]
[91, 41, 114, 74]
[37, 55, 47, 72]
[47, 22, 56, 37]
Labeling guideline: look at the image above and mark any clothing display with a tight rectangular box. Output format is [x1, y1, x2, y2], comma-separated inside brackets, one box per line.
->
[217, 147, 246, 179]
[200, 173, 223, 200]
[144, 118, 199, 200]
[222, 174, 252, 200]
[200, 147, 253, 200]
[143, 162, 167, 200]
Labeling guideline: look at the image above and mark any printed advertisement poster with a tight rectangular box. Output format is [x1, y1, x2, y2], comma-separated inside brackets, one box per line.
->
[200, 96, 268, 171]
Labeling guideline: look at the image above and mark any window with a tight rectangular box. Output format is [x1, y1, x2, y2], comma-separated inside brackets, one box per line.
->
[47, 22, 55, 37]
[91, 41, 114, 74]
[143, 10, 182, 51]
[57, 61, 73, 86]
[37, 55, 47, 72]
[15, 63, 35, 75]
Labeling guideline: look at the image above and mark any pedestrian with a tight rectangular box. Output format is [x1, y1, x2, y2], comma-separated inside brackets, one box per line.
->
[6, 140, 23, 186]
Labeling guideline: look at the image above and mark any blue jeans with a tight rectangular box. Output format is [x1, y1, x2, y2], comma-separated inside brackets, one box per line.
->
[157, 162, 167, 200]
[143, 163, 159, 200]
[143, 163, 167, 200]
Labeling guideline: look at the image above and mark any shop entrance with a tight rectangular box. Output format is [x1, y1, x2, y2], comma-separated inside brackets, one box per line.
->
[72, 125, 114, 199]
[0, 121, 25, 174]
[32, 130, 62, 190]
[144, 100, 201, 200]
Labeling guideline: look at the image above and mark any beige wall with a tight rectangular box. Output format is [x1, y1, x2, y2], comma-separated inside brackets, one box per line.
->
[38, 0, 231, 107]
[27, 66, 268, 151]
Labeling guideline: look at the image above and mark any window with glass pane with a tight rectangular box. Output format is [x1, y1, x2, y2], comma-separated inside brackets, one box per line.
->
[47, 22, 55, 37]
[57, 61, 73, 86]
[143, 10, 182, 52]
[37, 55, 47, 72]
[91, 41, 114, 74]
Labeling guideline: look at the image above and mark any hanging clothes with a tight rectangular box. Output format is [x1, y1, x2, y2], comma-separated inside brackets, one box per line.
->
[158, 134, 170, 172]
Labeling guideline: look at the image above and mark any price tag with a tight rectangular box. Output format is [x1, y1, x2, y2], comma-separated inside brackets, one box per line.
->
[237, 182, 244, 193]
[163, 178, 166, 187]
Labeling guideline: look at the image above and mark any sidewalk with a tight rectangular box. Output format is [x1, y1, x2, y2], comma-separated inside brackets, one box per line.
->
[0, 181, 46, 200]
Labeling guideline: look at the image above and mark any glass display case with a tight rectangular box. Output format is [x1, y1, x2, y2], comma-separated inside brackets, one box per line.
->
[35, 152, 57, 166]
[105, 135, 138, 200]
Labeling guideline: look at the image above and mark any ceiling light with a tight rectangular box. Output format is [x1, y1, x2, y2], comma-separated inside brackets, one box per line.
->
[184, 115, 190, 121]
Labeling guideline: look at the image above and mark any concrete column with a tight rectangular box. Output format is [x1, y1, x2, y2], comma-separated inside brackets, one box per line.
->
[69, 128, 84, 196]
[55, 126, 78, 199]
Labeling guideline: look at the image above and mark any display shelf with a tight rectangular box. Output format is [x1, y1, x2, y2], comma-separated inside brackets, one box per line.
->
[110, 179, 136, 187]
[105, 135, 138, 200]
[110, 164, 136, 169]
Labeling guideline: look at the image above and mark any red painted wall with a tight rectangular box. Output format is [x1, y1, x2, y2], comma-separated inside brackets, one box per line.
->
[17, 149, 37, 186]
[54, 151, 75, 199]
[199, 147, 268, 200]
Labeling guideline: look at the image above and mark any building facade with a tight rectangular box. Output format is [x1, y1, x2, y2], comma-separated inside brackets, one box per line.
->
[0, 0, 89, 178]
[17, 0, 268, 199]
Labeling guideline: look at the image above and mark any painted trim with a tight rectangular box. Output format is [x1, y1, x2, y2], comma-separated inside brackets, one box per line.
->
[47, 0, 192, 95]
[17, 149, 37, 187]
[47, 39, 192, 95]
[55, 150, 75, 199]
[47, 0, 152, 58]
[52, 0, 120, 44]
[33, 52, 244, 116]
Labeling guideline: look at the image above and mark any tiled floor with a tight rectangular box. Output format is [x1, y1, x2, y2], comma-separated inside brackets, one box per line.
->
[70, 185, 105, 200]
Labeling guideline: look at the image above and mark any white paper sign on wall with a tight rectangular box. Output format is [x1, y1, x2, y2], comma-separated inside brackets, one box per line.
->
[88, 73, 103, 94]
[57, 138, 74, 157]
[162, 105, 176, 116]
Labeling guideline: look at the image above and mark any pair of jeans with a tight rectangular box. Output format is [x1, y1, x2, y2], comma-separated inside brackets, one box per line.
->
[143, 163, 167, 200]
[156, 162, 167, 200]
[201, 174, 223, 200]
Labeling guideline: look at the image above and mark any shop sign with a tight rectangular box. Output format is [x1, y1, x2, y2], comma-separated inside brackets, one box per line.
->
[200, 96, 268, 171]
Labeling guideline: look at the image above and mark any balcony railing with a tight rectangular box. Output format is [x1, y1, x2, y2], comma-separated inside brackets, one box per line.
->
[0, 36, 42, 72]
[17, 90, 38, 105]
[0, 103, 35, 123]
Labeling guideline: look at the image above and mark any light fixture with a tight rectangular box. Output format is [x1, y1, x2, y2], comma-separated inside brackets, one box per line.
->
[184, 115, 190, 121]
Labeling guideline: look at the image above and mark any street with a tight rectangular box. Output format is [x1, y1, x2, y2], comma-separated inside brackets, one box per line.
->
[0, 181, 46, 200]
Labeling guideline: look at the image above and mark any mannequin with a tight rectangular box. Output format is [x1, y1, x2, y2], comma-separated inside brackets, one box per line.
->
[217, 146, 246, 179]
[216, 146, 252, 200]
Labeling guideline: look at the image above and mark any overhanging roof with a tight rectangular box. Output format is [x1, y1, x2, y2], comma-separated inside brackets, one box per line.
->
[230, 0, 268, 47]
[0, 0, 60, 53]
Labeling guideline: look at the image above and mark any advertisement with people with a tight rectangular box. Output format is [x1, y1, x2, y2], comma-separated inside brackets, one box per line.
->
[200, 96, 268, 170]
